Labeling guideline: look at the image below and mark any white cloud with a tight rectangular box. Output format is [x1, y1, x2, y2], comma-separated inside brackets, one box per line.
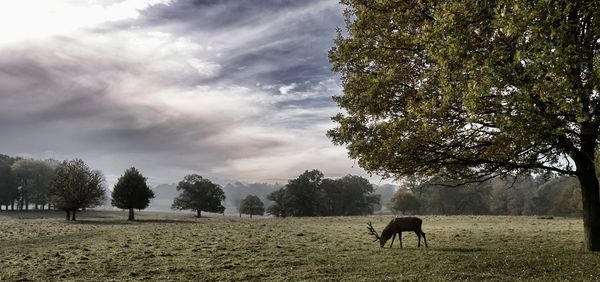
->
[0, 0, 173, 44]
[279, 83, 297, 95]
[187, 59, 222, 79]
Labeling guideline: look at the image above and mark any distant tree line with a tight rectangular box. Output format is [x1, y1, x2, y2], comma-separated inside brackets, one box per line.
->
[0, 154, 227, 221]
[267, 169, 380, 217]
[4, 153, 583, 219]
[0, 154, 386, 220]
[387, 175, 583, 217]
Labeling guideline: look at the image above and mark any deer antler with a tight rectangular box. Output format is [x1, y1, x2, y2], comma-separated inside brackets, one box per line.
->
[367, 222, 380, 242]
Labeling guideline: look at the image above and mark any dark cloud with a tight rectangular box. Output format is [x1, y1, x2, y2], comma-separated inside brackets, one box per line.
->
[135, 0, 343, 86]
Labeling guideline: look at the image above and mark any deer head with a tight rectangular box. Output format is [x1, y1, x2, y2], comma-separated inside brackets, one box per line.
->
[367, 222, 384, 247]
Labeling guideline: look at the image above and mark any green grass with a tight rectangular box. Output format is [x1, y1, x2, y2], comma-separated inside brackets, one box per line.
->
[0, 211, 599, 281]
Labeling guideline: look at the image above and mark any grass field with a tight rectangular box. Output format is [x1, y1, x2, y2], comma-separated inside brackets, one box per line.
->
[0, 211, 599, 281]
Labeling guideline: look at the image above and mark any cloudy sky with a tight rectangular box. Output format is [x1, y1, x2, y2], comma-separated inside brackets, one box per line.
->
[0, 0, 373, 185]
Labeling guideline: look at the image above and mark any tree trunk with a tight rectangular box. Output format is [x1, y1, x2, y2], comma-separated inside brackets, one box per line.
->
[197, 210, 201, 218]
[576, 162, 600, 251]
[129, 208, 134, 221]
[250, 212, 253, 219]
[71, 209, 76, 221]
[10, 201, 14, 211]
[66, 210, 71, 220]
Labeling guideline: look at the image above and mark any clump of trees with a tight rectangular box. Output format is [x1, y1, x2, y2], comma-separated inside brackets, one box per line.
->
[267, 170, 379, 217]
[171, 174, 225, 218]
[239, 195, 264, 218]
[0, 153, 232, 221]
[111, 167, 155, 221]
[12, 159, 55, 210]
[49, 159, 106, 220]
[0, 155, 56, 211]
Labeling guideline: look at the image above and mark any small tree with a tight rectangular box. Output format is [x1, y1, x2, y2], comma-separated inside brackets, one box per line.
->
[239, 195, 265, 218]
[111, 167, 155, 221]
[388, 190, 421, 215]
[48, 159, 106, 220]
[171, 174, 225, 218]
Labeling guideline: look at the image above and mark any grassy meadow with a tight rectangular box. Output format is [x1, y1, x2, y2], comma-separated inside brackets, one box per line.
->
[0, 211, 599, 281]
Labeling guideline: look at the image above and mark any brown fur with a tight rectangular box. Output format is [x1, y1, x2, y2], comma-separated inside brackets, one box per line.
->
[375, 217, 428, 248]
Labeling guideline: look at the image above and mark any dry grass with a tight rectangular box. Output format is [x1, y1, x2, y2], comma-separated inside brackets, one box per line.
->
[0, 211, 598, 281]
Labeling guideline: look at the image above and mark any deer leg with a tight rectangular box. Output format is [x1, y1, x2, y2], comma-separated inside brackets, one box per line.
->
[415, 231, 421, 247]
[399, 232, 403, 248]
[390, 234, 395, 248]
[422, 232, 428, 248]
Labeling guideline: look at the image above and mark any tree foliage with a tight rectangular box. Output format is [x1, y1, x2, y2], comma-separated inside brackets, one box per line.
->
[285, 169, 324, 216]
[414, 177, 492, 215]
[266, 188, 291, 217]
[533, 176, 582, 216]
[111, 167, 155, 220]
[11, 159, 54, 210]
[329, 0, 600, 251]
[171, 174, 225, 218]
[388, 190, 421, 215]
[0, 159, 17, 209]
[48, 159, 106, 220]
[321, 175, 379, 216]
[239, 195, 265, 218]
[267, 170, 379, 217]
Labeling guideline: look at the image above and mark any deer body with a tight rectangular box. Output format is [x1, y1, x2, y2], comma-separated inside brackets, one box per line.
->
[368, 217, 428, 248]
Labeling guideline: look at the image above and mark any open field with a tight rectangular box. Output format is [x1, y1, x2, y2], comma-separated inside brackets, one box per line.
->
[0, 211, 599, 281]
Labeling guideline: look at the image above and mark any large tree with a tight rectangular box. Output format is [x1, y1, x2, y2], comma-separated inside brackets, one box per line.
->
[239, 195, 265, 218]
[11, 159, 54, 210]
[321, 175, 379, 216]
[329, 1, 600, 250]
[111, 167, 155, 221]
[285, 169, 324, 216]
[48, 159, 106, 220]
[171, 174, 225, 218]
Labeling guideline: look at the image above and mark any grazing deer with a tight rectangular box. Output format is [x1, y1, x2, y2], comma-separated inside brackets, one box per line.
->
[367, 217, 428, 248]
